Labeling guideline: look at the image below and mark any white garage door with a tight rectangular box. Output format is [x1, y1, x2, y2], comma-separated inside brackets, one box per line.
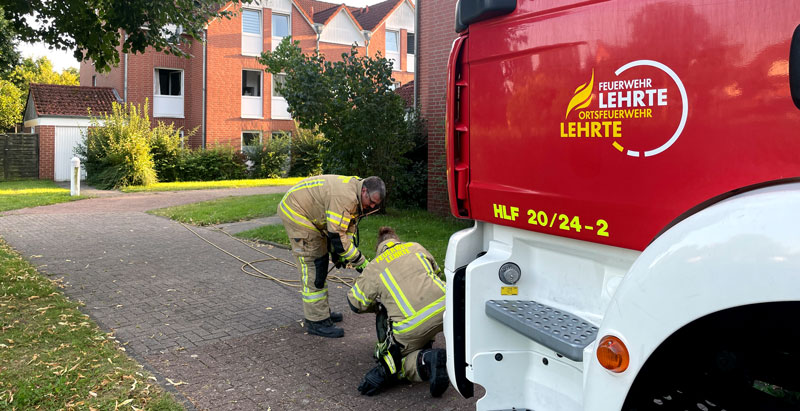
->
[55, 126, 87, 181]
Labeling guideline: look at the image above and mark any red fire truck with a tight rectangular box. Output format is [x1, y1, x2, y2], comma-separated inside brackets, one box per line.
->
[442, 1, 800, 410]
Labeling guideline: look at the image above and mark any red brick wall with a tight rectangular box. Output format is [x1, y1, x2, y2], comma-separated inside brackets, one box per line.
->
[419, 0, 458, 215]
[80, 44, 124, 90]
[38, 125, 55, 179]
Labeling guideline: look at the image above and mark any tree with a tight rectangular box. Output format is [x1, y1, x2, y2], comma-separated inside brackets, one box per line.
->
[0, 79, 23, 130]
[258, 38, 413, 187]
[0, 0, 250, 72]
[0, 56, 78, 131]
[0, 7, 20, 77]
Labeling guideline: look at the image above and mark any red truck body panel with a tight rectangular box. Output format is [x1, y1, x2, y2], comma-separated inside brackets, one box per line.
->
[447, 0, 800, 250]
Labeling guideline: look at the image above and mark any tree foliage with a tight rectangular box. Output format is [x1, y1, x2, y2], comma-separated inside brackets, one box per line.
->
[0, 0, 251, 72]
[0, 56, 78, 131]
[258, 38, 412, 187]
[0, 7, 20, 77]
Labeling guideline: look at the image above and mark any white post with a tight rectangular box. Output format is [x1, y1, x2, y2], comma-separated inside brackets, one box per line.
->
[70, 157, 81, 196]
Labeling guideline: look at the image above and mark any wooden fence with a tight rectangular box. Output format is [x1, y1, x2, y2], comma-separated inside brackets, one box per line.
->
[0, 133, 38, 181]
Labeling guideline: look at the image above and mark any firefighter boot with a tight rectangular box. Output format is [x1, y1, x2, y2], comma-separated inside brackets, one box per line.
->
[358, 364, 390, 396]
[419, 349, 449, 397]
[306, 318, 344, 338]
[330, 311, 343, 322]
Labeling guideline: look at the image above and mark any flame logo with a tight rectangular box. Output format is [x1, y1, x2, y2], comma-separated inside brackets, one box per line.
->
[565, 70, 594, 119]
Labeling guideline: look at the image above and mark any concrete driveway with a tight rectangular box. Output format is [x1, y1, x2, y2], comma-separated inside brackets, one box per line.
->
[0, 187, 479, 410]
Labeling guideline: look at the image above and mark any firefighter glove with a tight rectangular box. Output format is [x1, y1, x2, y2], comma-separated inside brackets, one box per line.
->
[357, 364, 389, 396]
[355, 259, 369, 273]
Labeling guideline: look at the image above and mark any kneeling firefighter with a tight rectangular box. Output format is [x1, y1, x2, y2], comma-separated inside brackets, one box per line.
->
[278, 175, 385, 338]
[347, 226, 450, 397]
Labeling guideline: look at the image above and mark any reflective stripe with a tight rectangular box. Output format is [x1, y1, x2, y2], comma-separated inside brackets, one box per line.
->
[326, 210, 350, 229]
[341, 243, 358, 260]
[400, 357, 406, 379]
[383, 352, 397, 374]
[300, 256, 308, 293]
[379, 268, 415, 317]
[280, 200, 315, 230]
[287, 179, 324, 194]
[417, 253, 445, 293]
[350, 283, 371, 305]
[393, 296, 445, 334]
[302, 288, 327, 303]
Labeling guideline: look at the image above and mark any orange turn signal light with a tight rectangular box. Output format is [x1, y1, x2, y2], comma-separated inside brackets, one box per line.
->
[596, 335, 629, 373]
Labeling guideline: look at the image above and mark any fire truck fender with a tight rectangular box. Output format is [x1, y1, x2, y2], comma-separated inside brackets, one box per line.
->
[582, 182, 800, 411]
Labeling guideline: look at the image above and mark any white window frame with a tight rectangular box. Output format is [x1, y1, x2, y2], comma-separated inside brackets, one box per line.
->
[271, 12, 291, 51]
[153, 67, 184, 118]
[242, 130, 263, 149]
[242, 8, 263, 56]
[385, 30, 401, 71]
[241, 69, 264, 119]
[271, 73, 291, 120]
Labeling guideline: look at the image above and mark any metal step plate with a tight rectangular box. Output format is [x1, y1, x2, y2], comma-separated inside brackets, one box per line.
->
[485, 300, 598, 362]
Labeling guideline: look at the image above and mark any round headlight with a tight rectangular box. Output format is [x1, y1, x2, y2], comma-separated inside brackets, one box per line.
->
[498, 262, 521, 285]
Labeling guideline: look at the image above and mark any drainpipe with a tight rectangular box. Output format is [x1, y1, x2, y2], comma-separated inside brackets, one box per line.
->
[123, 34, 129, 102]
[202, 29, 207, 148]
[413, 0, 419, 109]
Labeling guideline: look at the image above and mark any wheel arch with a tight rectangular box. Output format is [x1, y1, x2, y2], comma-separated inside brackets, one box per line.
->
[582, 183, 800, 411]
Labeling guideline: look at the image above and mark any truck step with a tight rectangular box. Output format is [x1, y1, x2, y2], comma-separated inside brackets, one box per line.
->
[485, 300, 598, 362]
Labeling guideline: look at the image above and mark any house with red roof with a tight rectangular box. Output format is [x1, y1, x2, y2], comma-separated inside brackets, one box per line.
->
[79, 0, 415, 151]
[22, 83, 121, 180]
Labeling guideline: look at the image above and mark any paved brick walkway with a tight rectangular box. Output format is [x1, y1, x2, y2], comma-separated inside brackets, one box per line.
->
[0, 187, 479, 410]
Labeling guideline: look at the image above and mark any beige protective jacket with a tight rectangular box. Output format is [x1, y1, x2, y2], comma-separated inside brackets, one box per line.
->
[279, 175, 366, 265]
[348, 240, 446, 338]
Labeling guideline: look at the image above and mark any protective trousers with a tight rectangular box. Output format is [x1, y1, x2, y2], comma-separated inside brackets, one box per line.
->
[377, 312, 438, 382]
[284, 224, 331, 322]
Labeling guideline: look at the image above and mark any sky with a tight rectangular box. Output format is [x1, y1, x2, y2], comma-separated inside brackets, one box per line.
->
[18, 0, 387, 73]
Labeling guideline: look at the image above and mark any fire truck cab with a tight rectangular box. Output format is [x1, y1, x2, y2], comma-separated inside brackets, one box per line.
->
[443, 1, 800, 410]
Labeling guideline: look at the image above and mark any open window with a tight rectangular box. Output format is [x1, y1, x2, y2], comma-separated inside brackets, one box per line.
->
[153, 68, 183, 118]
[242, 70, 263, 118]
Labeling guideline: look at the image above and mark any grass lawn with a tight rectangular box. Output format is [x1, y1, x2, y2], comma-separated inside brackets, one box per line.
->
[148, 193, 284, 225]
[0, 180, 88, 212]
[122, 177, 304, 193]
[236, 208, 472, 266]
[0, 238, 183, 410]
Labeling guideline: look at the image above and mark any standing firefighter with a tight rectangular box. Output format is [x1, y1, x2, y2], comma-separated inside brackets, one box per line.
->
[279, 175, 385, 338]
[347, 226, 450, 397]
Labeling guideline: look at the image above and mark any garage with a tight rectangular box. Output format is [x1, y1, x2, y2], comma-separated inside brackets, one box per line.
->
[22, 84, 121, 181]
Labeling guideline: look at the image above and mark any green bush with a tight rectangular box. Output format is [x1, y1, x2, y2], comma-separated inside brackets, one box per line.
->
[289, 124, 325, 177]
[390, 109, 428, 209]
[77, 102, 157, 189]
[174, 146, 248, 181]
[245, 136, 290, 178]
[149, 122, 185, 182]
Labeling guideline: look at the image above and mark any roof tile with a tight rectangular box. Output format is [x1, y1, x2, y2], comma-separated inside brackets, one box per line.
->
[29, 84, 121, 118]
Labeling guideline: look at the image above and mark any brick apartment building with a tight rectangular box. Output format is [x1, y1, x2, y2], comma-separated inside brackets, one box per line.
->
[80, 0, 416, 150]
[416, 0, 457, 215]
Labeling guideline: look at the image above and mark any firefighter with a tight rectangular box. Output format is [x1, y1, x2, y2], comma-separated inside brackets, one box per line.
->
[278, 175, 385, 338]
[347, 226, 449, 397]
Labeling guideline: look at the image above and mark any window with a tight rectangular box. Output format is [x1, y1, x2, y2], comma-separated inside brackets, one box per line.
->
[153, 68, 184, 118]
[271, 131, 292, 139]
[242, 9, 262, 55]
[272, 13, 290, 50]
[385, 30, 400, 70]
[242, 70, 262, 97]
[272, 73, 286, 97]
[242, 70, 263, 118]
[406, 32, 415, 73]
[155, 68, 182, 96]
[242, 131, 262, 148]
[92, 75, 97, 86]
